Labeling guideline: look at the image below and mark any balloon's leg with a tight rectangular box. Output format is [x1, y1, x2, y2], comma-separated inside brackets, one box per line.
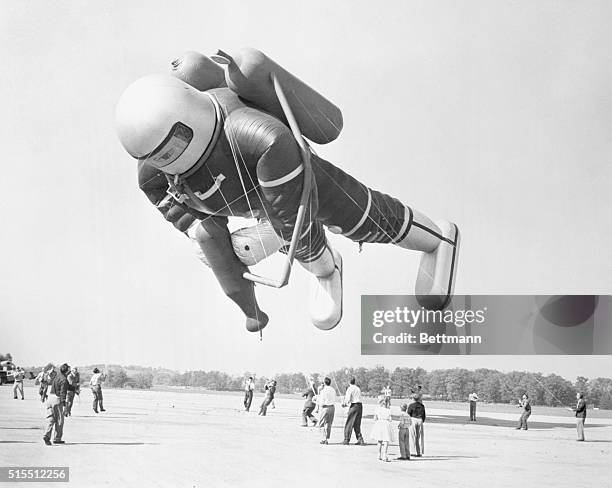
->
[298, 242, 343, 330]
[394, 208, 460, 310]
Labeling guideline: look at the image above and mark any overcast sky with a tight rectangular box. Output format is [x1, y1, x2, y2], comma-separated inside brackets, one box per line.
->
[2, 0, 611, 379]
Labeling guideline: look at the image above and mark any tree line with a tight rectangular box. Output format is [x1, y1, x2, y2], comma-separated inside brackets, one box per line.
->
[155, 366, 612, 408]
[15, 360, 612, 408]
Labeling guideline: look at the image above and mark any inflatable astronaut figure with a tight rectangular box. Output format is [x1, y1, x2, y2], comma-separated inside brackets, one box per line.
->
[115, 49, 460, 333]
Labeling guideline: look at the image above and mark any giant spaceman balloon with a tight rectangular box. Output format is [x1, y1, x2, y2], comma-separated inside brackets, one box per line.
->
[115, 48, 460, 334]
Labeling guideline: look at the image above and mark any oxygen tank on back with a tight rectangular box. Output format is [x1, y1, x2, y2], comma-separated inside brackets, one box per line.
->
[212, 47, 343, 144]
[170, 51, 227, 91]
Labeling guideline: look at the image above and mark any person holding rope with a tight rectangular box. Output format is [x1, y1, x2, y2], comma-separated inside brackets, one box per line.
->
[314, 379, 325, 417]
[342, 378, 365, 445]
[317, 377, 336, 445]
[243, 376, 255, 412]
[516, 394, 531, 430]
[301, 378, 318, 427]
[258, 380, 276, 416]
[468, 391, 478, 421]
[90, 368, 107, 414]
[408, 393, 426, 457]
[381, 384, 392, 408]
[64, 367, 80, 417]
[570, 392, 587, 441]
[13, 367, 25, 400]
[43, 363, 69, 445]
[35, 364, 55, 403]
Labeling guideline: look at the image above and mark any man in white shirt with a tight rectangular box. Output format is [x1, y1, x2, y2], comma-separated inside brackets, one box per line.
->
[468, 392, 478, 421]
[89, 368, 106, 414]
[317, 377, 336, 444]
[342, 378, 364, 445]
[243, 376, 255, 412]
[13, 367, 25, 400]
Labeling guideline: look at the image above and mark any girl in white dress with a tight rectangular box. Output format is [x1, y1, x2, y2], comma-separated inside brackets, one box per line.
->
[370, 396, 394, 461]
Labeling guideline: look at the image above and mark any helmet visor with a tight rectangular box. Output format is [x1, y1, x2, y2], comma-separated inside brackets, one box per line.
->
[139, 122, 193, 169]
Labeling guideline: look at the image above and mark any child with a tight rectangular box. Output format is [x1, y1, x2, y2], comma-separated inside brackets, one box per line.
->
[370, 396, 394, 461]
[397, 403, 411, 460]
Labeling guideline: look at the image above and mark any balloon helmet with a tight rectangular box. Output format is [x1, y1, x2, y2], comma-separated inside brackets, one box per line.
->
[115, 74, 220, 175]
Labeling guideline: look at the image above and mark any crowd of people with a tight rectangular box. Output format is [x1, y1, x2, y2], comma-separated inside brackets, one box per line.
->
[4, 367, 591, 449]
[243, 375, 429, 461]
[23, 364, 108, 445]
[242, 376, 591, 458]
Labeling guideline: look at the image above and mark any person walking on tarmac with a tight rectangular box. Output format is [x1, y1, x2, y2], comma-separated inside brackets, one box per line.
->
[258, 380, 276, 416]
[571, 392, 587, 441]
[381, 384, 392, 408]
[408, 394, 426, 457]
[468, 391, 478, 421]
[65, 367, 80, 417]
[43, 363, 69, 445]
[516, 394, 531, 430]
[342, 378, 364, 445]
[38, 365, 56, 403]
[243, 376, 255, 412]
[301, 379, 317, 427]
[13, 367, 25, 400]
[90, 368, 106, 414]
[317, 378, 336, 445]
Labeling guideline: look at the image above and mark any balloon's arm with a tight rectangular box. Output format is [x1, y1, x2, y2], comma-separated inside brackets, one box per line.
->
[243, 74, 313, 288]
[197, 216, 266, 326]
[137, 160, 207, 231]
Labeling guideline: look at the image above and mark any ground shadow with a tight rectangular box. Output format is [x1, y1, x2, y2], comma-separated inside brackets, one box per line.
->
[0, 440, 38, 444]
[584, 439, 612, 443]
[324, 441, 376, 446]
[362, 414, 609, 430]
[409, 455, 478, 461]
[428, 414, 580, 429]
[65, 442, 158, 446]
[74, 415, 133, 420]
[0, 426, 43, 430]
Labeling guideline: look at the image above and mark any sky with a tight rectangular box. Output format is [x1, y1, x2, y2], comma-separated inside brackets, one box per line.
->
[1, 0, 611, 380]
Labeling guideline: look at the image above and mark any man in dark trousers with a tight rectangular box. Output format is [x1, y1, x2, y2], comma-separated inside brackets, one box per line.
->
[65, 367, 80, 417]
[408, 394, 426, 456]
[302, 379, 317, 426]
[36, 365, 55, 403]
[572, 392, 587, 441]
[89, 368, 106, 414]
[43, 363, 69, 445]
[243, 376, 255, 412]
[342, 378, 364, 445]
[468, 391, 478, 421]
[258, 380, 276, 416]
[381, 384, 392, 408]
[516, 394, 531, 430]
